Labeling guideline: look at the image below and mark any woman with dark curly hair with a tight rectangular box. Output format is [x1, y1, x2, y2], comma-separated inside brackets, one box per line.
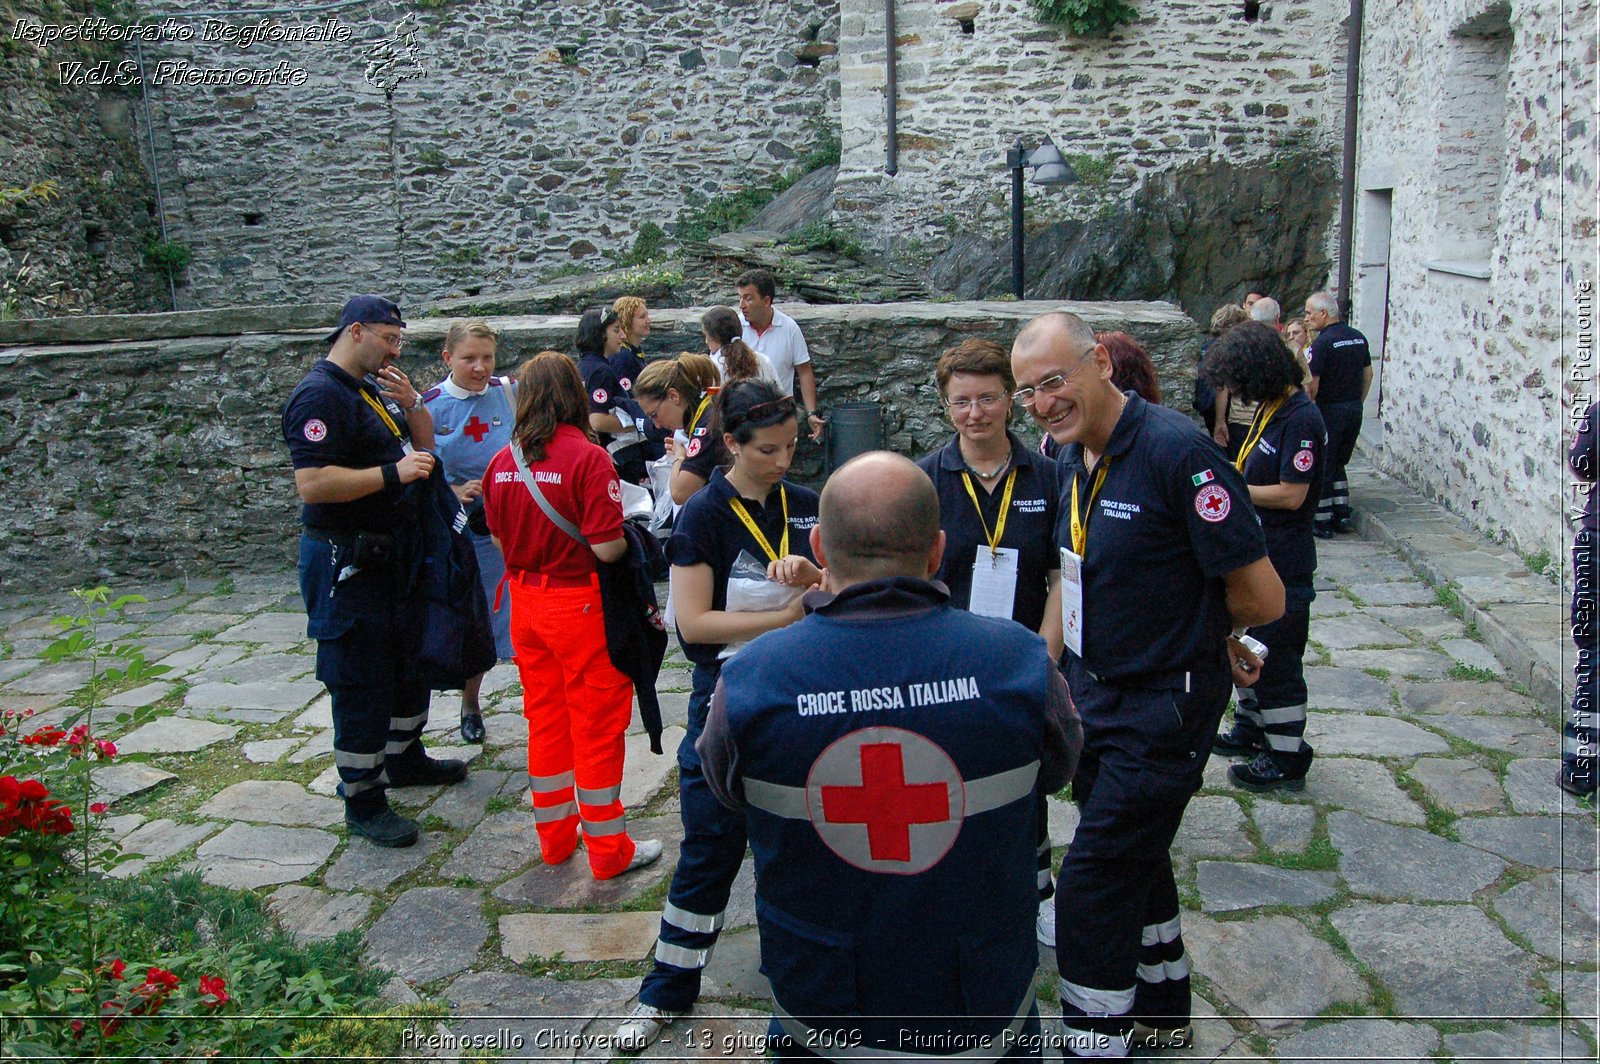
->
[1202, 322, 1327, 791]
[576, 306, 649, 484]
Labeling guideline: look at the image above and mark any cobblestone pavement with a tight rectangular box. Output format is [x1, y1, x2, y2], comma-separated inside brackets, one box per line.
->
[1, 465, 1595, 1061]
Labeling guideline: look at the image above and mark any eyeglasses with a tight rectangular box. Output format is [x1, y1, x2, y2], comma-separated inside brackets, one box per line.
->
[361, 326, 405, 349]
[945, 394, 1010, 415]
[1012, 352, 1095, 407]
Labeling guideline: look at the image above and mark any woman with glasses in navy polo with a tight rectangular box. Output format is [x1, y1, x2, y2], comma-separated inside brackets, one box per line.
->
[914, 338, 1064, 949]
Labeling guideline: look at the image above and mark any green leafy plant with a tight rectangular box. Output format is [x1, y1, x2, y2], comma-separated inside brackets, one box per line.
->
[1028, 0, 1139, 36]
[141, 238, 192, 281]
[0, 180, 62, 211]
[610, 221, 667, 267]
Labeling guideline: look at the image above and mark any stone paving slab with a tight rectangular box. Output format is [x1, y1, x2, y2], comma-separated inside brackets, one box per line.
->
[1251, 801, 1315, 853]
[151, 642, 245, 676]
[700, 927, 769, 1003]
[1046, 795, 1080, 850]
[622, 725, 684, 809]
[1492, 871, 1599, 962]
[1196, 862, 1338, 912]
[104, 682, 175, 709]
[1345, 581, 1435, 607]
[287, 729, 332, 763]
[91, 762, 177, 803]
[1174, 795, 1252, 858]
[212, 612, 310, 644]
[1304, 713, 1450, 757]
[1406, 757, 1507, 813]
[1184, 912, 1366, 1030]
[1308, 614, 1411, 650]
[194, 823, 338, 888]
[439, 810, 545, 884]
[1417, 711, 1559, 756]
[366, 887, 489, 985]
[1455, 815, 1599, 870]
[1438, 637, 1506, 675]
[1365, 604, 1469, 643]
[196, 780, 342, 827]
[424, 768, 514, 830]
[1301, 758, 1424, 824]
[441, 972, 637, 1060]
[1504, 758, 1592, 815]
[268, 884, 373, 944]
[113, 715, 238, 755]
[500, 911, 661, 964]
[1273, 1018, 1439, 1063]
[1327, 811, 1505, 901]
[293, 695, 333, 731]
[1330, 902, 1545, 1018]
[1305, 666, 1395, 712]
[323, 833, 443, 892]
[3, 660, 95, 695]
[481, 708, 525, 747]
[111, 819, 223, 878]
[1443, 1024, 1594, 1064]
[242, 737, 301, 763]
[203, 651, 315, 686]
[185, 680, 322, 719]
[1339, 647, 1456, 680]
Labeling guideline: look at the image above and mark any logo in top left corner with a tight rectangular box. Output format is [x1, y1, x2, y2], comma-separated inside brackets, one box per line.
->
[303, 419, 328, 442]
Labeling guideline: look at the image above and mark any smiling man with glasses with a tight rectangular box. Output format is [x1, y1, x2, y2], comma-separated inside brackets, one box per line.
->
[282, 295, 468, 851]
[1012, 310, 1284, 1059]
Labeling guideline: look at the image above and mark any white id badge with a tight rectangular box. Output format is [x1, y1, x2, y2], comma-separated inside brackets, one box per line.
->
[968, 547, 1019, 620]
[1059, 546, 1085, 657]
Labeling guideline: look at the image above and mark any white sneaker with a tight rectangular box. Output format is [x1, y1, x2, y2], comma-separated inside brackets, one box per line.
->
[626, 839, 663, 872]
[615, 1002, 682, 1053]
[1036, 897, 1056, 948]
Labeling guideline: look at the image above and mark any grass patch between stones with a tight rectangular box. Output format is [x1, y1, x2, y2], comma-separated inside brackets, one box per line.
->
[1310, 913, 1398, 1016]
[1447, 663, 1503, 683]
[1394, 770, 1460, 841]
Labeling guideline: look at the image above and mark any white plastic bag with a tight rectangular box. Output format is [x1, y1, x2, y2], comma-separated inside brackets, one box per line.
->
[717, 550, 802, 660]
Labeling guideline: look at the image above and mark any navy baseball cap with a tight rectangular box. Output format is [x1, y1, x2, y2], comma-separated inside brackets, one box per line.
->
[326, 295, 406, 344]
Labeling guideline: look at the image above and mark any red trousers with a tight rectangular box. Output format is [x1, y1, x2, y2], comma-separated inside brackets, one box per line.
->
[509, 574, 638, 878]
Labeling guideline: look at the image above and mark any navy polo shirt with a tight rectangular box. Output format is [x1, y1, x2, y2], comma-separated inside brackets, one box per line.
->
[1054, 392, 1268, 684]
[579, 353, 625, 421]
[667, 468, 820, 667]
[1307, 322, 1371, 403]
[609, 346, 646, 393]
[282, 358, 411, 533]
[916, 430, 1060, 631]
[1240, 390, 1326, 584]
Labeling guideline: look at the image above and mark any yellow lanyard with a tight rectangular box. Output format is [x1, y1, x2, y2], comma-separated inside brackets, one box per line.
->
[961, 469, 1018, 556]
[686, 393, 713, 437]
[1233, 394, 1288, 472]
[729, 486, 790, 564]
[360, 388, 403, 439]
[1068, 461, 1111, 556]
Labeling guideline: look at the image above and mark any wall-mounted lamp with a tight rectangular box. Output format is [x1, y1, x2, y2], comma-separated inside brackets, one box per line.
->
[1007, 136, 1078, 299]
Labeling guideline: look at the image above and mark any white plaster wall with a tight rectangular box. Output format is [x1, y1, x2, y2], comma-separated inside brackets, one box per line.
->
[1355, 0, 1596, 561]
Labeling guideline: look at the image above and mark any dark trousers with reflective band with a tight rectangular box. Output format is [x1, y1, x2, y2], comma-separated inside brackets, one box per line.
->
[1315, 400, 1362, 527]
[1231, 592, 1312, 762]
[640, 663, 748, 1012]
[1569, 530, 1598, 793]
[298, 534, 431, 818]
[1054, 660, 1231, 1056]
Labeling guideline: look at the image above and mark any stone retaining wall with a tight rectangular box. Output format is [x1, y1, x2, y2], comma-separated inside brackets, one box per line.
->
[0, 299, 1197, 589]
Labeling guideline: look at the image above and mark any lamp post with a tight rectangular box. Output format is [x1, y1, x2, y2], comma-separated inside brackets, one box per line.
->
[1007, 136, 1078, 299]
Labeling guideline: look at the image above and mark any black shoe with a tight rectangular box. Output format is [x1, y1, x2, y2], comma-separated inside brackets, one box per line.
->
[1212, 725, 1265, 756]
[389, 756, 468, 787]
[346, 807, 419, 847]
[1313, 524, 1334, 540]
[1559, 769, 1597, 799]
[1229, 748, 1312, 792]
[460, 713, 486, 744]
[1334, 517, 1357, 534]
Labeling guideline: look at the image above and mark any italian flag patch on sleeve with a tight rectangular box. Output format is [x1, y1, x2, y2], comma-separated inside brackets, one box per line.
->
[1192, 469, 1215, 486]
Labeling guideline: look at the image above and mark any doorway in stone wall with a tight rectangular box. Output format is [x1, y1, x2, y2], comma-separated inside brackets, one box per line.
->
[1356, 187, 1393, 449]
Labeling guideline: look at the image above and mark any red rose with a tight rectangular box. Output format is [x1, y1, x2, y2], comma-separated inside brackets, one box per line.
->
[89, 802, 108, 815]
[94, 740, 117, 760]
[20, 726, 66, 746]
[142, 967, 179, 993]
[198, 975, 229, 1007]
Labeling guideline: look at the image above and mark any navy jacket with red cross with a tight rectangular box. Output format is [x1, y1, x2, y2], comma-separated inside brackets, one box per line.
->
[1237, 389, 1325, 585]
[715, 579, 1053, 1051]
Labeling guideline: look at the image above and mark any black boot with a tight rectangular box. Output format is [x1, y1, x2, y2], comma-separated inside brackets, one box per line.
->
[1229, 746, 1314, 792]
[1212, 724, 1265, 756]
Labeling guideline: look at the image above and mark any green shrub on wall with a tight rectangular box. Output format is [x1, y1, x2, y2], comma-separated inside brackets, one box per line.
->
[1029, 0, 1139, 36]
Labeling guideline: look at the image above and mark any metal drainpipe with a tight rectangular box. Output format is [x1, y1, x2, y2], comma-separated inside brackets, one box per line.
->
[1336, 0, 1365, 318]
[885, 0, 897, 175]
[132, 38, 177, 311]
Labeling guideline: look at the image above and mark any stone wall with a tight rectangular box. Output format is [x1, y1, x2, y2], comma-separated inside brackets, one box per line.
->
[1355, 0, 1596, 561]
[0, 0, 171, 316]
[119, 0, 839, 308]
[833, 0, 1350, 258]
[0, 299, 1198, 589]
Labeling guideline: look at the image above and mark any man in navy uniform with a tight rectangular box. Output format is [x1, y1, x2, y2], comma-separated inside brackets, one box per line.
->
[1012, 312, 1283, 1057]
[282, 295, 468, 849]
[698, 452, 1082, 1059]
[1302, 290, 1372, 537]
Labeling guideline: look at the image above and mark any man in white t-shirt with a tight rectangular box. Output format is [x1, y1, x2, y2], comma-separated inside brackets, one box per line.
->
[737, 268, 825, 442]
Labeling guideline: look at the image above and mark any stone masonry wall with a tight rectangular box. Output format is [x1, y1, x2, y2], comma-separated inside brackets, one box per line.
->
[118, 0, 838, 308]
[0, 0, 172, 316]
[0, 299, 1197, 589]
[1355, 0, 1596, 562]
[833, 0, 1351, 253]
